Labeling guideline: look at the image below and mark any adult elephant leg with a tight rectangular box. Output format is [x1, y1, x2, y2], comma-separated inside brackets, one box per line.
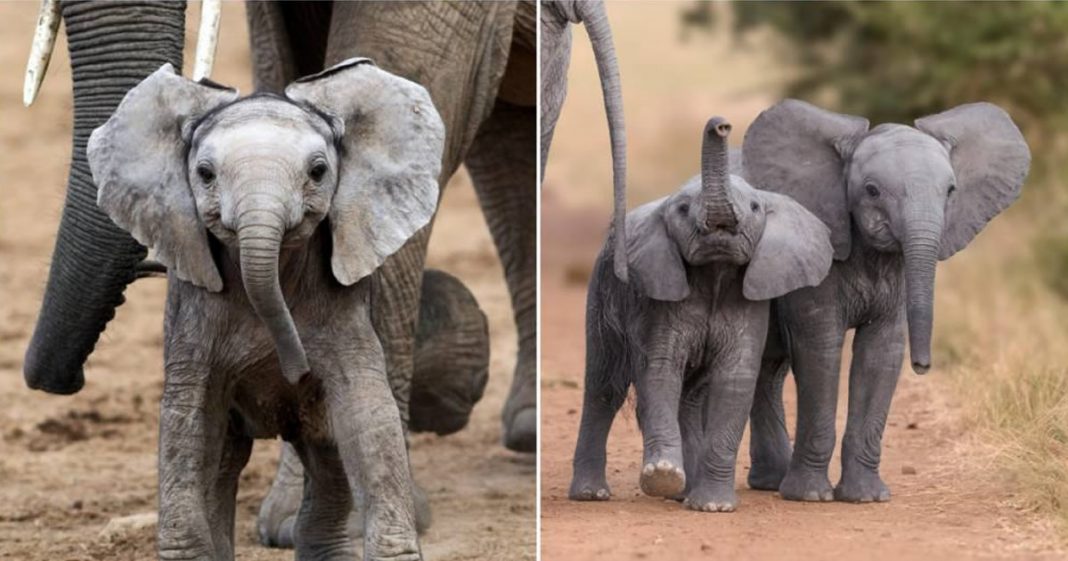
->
[836, 308, 905, 503]
[465, 99, 537, 452]
[748, 308, 793, 491]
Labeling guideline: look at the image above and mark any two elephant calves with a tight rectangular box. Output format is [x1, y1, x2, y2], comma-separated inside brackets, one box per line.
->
[571, 99, 1030, 512]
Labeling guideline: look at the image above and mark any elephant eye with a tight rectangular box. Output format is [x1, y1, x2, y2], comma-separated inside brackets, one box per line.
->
[677, 202, 690, 215]
[309, 162, 328, 183]
[750, 201, 760, 212]
[196, 163, 216, 186]
[948, 183, 957, 195]
[865, 183, 880, 198]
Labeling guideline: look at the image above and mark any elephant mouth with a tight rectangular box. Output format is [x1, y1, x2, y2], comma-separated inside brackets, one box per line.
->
[689, 233, 750, 265]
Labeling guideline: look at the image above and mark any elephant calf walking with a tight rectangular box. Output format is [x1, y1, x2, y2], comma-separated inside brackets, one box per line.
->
[741, 99, 1030, 503]
[87, 59, 446, 560]
[569, 118, 833, 512]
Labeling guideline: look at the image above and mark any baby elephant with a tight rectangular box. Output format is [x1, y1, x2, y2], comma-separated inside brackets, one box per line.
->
[87, 59, 443, 561]
[569, 118, 834, 512]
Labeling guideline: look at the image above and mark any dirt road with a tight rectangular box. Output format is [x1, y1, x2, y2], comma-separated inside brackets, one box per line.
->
[0, 3, 533, 560]
[538, 202, 1063, 561]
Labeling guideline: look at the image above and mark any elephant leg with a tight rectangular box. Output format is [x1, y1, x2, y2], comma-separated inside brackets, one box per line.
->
[778, 303, 845, 502]
[208, 415, 253, 561]
[327, 339, 420, 561]
[568, 357, 626, 501]
[292, 441, 358, 561]
[748, 312, 792, 491]
[464, 99, 537, 453]
[409, 269, 490, 436]
[835, 310, 905, 503]
[256, 443, 305, 548]
[634, 357, 686, 498]
[676, 383, 708, 501]
[684, 310, 767, 513]
[157, 373, 227, 561]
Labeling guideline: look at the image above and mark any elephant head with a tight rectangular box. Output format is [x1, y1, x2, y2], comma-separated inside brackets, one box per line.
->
[742, 99, 1030, 373]
[86, 59, 444, 383]
[626, 117, 833, 302]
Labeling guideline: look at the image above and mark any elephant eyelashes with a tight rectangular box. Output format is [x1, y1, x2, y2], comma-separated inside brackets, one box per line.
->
[865, 183, 880, 198]
[308, 161, 328, 182]
[196, 163, 216, 185]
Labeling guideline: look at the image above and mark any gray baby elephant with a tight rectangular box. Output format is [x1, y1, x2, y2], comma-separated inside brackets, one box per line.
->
[741, 99, 1030, 503]
[87, 59, 443, 561]
[569, 118, 834, 512]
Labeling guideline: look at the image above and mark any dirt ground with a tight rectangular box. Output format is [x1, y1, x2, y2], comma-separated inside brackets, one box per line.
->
[540, 4, 1067, 560]
[0, 3, 533, 560]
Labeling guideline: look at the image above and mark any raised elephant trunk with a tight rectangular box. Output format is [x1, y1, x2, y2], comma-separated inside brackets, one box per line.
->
[700, 117, 737, 232]
[902, 208, 943, 374]
[237, 203, 309, 384]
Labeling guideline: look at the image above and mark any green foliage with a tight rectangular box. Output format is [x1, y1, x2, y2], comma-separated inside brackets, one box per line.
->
[725, 2, 1068, 135]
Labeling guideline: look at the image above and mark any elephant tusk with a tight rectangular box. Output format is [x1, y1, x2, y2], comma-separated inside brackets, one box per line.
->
[23, 0, 61, 107]
[192, 0, 221, 81]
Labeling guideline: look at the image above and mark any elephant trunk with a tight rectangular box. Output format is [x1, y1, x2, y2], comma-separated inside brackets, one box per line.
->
[576, 1, 628, 283]
[237, 201, 309, 384]
[902, 208, 943, 375]
[699, 117, 736, 232]
[24, 1, 187, 394]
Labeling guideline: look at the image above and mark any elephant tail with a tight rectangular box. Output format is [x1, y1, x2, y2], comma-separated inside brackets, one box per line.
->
[578, 1, 629, 285]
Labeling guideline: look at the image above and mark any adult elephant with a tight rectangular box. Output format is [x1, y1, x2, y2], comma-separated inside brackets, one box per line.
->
[19, 0, 550, 547]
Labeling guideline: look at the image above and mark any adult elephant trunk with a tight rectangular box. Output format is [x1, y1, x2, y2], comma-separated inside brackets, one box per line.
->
[24, 1, 187, 394]
[902, 204, 944, 375]
[699, 117, 737, 232]
[575, 1, 628, 283]
[236, 204, 310, 385]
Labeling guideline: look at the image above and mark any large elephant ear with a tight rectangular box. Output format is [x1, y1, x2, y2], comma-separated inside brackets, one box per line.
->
[625, 198, 688, 302]
[742, 99, 869, 261]
[743, 187, 834, 301]
[285, 58, 445, 286]
[88, 64, 238, 292]
[914, 102, 1031, 260]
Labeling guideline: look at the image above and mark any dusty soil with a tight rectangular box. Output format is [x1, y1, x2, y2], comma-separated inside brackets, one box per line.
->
[0, 3, 533, 560]
[539, 202, 1064, 561]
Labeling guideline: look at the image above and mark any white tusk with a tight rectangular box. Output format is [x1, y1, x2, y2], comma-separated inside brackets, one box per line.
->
[193, 0, 221, 81]
[23, 0, 61, 107]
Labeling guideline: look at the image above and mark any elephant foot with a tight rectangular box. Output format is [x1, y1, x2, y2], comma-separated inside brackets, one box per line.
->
[683, 481, 738, 513]
[778, 467, 834, 502]
[503, 406, 536, 453]
[258, 478, 431, 549]
[639, 458, 686, 498]
[747, 458, 789, 491]
[568, 467, 611, 501]
[835, 468, 891, 503]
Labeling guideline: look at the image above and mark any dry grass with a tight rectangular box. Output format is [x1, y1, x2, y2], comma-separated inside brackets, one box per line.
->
[935, 192, 1068, 536]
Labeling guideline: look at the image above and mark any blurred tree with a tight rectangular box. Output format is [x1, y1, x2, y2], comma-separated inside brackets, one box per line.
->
[683, 2, 1068, 138]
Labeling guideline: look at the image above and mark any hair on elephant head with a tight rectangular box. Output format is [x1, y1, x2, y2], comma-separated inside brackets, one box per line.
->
[625, 117, 833, 303]
[87, 58, 445, 383]
[742, 99, 1030, 373]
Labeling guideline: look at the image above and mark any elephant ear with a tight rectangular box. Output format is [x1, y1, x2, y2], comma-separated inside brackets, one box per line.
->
[743, 187, 834, 301]
[742, 99, 869, 261]
[88, 63, 238, 292]
[914, 102, 1031, 260]
[285, 58, 445, 286]
[625, 198, 688, 302]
